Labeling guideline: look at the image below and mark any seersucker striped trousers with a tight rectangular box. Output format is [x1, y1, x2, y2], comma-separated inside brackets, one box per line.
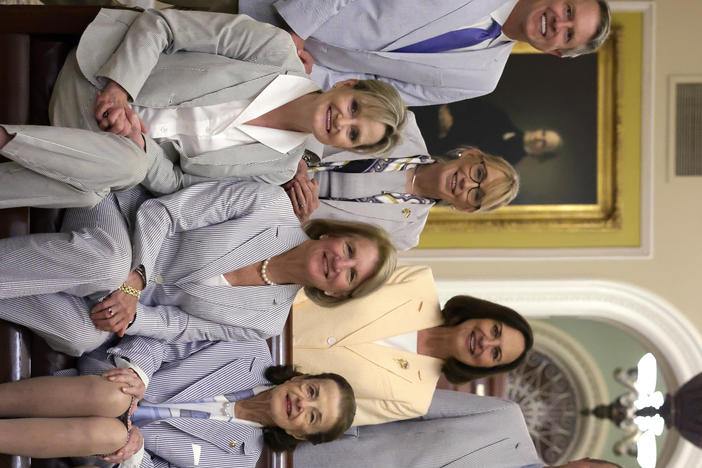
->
[0, 193, 132, 355]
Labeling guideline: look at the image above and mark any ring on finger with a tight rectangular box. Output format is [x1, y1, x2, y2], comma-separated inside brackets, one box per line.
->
[108, 307, 114, 317]
[299, 202, 306, 209]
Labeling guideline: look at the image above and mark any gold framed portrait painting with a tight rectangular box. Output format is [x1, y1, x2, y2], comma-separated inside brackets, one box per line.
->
[414, 13, 642, 249]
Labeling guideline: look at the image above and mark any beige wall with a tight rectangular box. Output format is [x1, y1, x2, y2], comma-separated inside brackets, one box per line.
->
[416, 1, 702, 332]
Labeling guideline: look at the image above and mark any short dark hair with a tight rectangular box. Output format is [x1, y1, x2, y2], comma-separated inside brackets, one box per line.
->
[262, 365, 356, 452]
[440, 295, 534, 383]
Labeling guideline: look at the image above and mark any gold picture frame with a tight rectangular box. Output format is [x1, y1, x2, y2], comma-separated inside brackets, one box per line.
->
[417, 13, 642, 249]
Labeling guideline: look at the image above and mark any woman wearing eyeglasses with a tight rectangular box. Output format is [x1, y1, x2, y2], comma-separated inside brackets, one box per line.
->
[287, 147, 519, 250]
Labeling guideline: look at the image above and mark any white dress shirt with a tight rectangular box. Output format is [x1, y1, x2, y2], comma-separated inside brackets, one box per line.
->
[133, 74, 320, 156]
[453, 0, 519, 52]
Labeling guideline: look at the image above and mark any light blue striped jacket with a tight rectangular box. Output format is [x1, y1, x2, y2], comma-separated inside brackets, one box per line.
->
[80, 337, 274, 468]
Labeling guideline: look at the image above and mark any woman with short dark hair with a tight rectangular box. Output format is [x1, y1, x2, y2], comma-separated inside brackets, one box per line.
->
[291, 265, 533, 426]
[0, 337, 356, 467]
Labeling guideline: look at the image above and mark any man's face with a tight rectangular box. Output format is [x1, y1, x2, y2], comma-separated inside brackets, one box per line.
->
[515, 0, 601, 56]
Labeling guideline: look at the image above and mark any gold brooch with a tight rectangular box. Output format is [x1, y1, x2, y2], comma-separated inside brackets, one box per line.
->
[401, 208, 411, 218]
[395, 358, 409, 369]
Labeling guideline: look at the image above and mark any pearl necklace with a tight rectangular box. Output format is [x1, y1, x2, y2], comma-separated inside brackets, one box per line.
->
[260, 258, 277, 286]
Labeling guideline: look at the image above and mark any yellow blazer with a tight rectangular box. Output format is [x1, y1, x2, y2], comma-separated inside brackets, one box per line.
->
[292, 265, 444, 426]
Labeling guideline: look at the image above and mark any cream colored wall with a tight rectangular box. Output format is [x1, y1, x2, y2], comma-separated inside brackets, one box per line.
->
[416, 1, 702, 333]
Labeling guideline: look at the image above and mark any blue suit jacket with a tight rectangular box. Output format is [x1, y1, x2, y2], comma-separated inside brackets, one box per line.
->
[116, 180, 306, 344]
[79, 337, 275, 468]
[240, 0, 516, 106]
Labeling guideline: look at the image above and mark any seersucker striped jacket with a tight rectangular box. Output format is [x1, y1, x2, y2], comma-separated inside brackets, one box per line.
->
[116, 180, 308, 343]
[80, 337, 274, 468]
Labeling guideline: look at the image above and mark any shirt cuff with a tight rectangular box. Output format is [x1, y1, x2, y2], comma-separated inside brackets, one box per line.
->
[119, 441, 145, 468]
[114, 356, 150, 389]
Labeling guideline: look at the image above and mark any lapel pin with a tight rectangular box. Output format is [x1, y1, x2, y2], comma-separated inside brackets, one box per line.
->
[401, 208, 411, 218]
[395, 358, 409, 369]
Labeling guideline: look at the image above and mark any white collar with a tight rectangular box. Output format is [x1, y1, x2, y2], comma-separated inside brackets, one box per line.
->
[236, 75, 321, 154]
[493, 0, 519, 26]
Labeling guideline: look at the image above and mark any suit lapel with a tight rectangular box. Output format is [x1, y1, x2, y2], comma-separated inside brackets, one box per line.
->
[164, 418, 263, 455]
[178, 225, 306, 284]
[177, 227, 279, 284]
[381, 0, 509, 51]
[178, 225, 306, 310]
[167, 357, 265, 403]
[347, 344, 443, 384]
[318, 199, 432, 223]
[334, 295, 441, 346]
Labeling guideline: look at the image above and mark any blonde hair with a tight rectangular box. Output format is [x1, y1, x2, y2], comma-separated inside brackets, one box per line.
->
[349, 80, 407, 155]
[302, 219, 397, 306]
[440, 147, 520, 212]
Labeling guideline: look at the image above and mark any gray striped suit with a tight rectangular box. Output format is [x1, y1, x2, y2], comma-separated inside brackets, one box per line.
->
[294, 389, 544, 468]
[78, 337, 275, 468]
[0, 180, 305, 356]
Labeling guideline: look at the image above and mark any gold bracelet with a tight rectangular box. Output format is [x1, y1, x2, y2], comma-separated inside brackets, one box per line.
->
[119, 283, 141, 299]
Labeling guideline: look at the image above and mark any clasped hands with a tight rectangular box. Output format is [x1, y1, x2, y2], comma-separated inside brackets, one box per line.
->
[94, 80, 147, 150]
[283, 159, 319, 222]
[101, 367, 146, 463]
[90, 270, 144, 337]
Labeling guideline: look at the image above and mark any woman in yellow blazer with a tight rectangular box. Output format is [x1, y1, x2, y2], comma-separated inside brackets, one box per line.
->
[292, 265, 534, 426]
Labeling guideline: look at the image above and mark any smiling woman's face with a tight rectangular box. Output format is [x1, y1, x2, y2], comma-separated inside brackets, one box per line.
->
[448, 318, 526, 368]
[269, 377, 342, 440]
[303, 235, 380, 298]
[416, 155, 507, 211]
[311, 80, 387, 150]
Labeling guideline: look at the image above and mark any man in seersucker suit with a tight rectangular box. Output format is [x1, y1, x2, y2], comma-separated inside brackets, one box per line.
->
[239, 0, 612, 106]
[294, 389, 623, 468]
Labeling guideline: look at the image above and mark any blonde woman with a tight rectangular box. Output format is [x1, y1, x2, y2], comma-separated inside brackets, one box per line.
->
[0, 180, 397, 356]
[0, 9, 406, 209]
[291, 147, 519, 250]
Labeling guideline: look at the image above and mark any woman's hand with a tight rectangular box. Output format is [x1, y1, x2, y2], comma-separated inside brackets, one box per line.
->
[90, 270, 143, 336]
[101, 426, 144, 464]
[286, 178, 319, 223]
[94, 80, 147, 148]
[102, 368, 146, 407]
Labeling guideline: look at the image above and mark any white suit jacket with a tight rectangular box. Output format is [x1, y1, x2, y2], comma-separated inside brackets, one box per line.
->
[293, 265, 444, 426]
[240, 0, 516, 106]
[75, 8, 308, 193]
[79, 337, 275, 468]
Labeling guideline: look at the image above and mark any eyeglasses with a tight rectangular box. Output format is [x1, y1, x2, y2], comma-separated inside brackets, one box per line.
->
[466, 157, 487, 209]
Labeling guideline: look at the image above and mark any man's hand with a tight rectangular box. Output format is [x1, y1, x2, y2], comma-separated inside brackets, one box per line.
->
[286, 178, 319, 223]
[90, 270, 143, 337]
[101, 426, 144, 464]
[102, 368, 146, 409]
[289, 31, 314, 74]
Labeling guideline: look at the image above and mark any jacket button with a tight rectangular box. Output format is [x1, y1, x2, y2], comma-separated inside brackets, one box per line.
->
[327, 337, 336, 345]
[229, 441, 237, 448]
[154, 274, 164, 284]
